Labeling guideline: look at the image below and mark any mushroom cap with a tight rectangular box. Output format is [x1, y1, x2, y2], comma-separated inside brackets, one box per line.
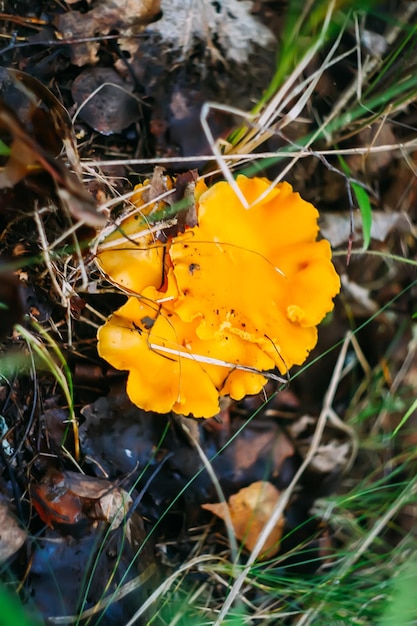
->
[97, 175, 341, 418]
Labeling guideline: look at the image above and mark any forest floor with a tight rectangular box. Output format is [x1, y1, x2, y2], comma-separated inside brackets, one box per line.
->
[0, 1, 417, 625]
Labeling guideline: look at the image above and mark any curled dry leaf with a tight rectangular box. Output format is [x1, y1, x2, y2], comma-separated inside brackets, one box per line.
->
[30, 470, 132, 530]
[202, 480, 284, 559]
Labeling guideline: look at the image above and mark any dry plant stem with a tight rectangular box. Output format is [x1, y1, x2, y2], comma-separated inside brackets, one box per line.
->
[234, 23, 352, 160]
[82, 136, 417, 171]
[34, 211, 73, 348]
[34, 205, 89, 299]
[213, 332, 355, 624]
[200, 102, 252, 208]
[350, 330, 371, 379]
[95, 216, 177, 252]
[47, 219, 87, 251]
[179, 418, 240, 564]
[326, 2, 417, 129]
[243, 0, 337, 139]
[334, 248, 417, 268]
[147, 344, 288, 385]
[34, 207, 65, 302]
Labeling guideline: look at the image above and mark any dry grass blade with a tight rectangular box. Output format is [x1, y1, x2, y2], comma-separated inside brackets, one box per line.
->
[214, 332, 361, 624]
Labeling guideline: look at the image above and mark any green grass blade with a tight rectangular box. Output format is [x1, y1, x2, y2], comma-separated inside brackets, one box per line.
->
[351, 181, 373, 250]
[0, 139, 10, 156]
[392, 397, 417, 438]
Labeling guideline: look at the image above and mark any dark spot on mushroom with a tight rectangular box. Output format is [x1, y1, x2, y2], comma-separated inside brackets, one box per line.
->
[188, 263, 200, 275]
[141, 316, 155, 330]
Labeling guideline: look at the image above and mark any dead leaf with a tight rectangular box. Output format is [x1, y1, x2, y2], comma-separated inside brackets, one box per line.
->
[61, 471, 133, 529]
[340, 274, 379, 316]
[309, 440, 351, 473]
[0, 101, 105, 227]
[228, 423, 294, 476]
[345, 124, 396, 176]
[55, 0, 161, 66]
[98, 488, 132, 529]
[208, 418, 295, 491]
[72, 67, 139, 135]
[202, 481, 284, 558]
[147, 0, 274, 63]
[31, 472, 84, 528]
[0, 498, 26, 562]
[320, 210, 410, 248]
[30, 470, 132, 530]
[2, 68, 82, 175]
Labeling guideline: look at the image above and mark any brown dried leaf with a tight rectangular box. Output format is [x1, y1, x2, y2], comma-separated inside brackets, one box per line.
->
[230, 422, 294, 476]
[30, 475, 84, 528]
[31, 470, 133, 530]
[62, 470, 116, 500]
[63, 472, 132, 529]
[0, 102, 104, 227]
[55, 0, 161, 66]
[202, 481, 284, 558]
[98, 488, 132, 529]
[0, 498, 26, 563]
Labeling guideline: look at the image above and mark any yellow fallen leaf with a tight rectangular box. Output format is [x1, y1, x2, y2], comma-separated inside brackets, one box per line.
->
[202, 481, 284, 559]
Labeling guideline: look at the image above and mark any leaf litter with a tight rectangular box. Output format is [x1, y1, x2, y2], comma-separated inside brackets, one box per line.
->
[0, 1, 416, 624]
